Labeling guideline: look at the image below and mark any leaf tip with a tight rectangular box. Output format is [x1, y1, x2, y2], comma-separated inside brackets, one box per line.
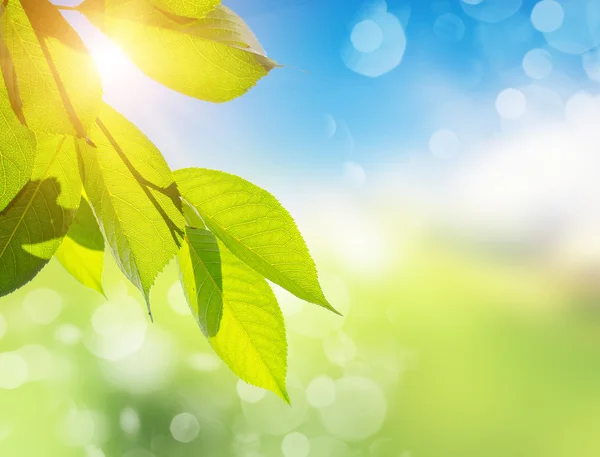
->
[272, 381, 290, 405]
[317, 297, 343, 316]
[330, 306, 344, 317]
[143, 295, 155, 323]
[281, 390, 292, 406]
[96, 284, 108, 300]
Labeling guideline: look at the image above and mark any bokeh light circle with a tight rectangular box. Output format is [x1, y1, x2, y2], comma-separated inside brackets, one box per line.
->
[242, 379, 308, 435]
[170, 413, 200, 443]
[460, 0, 522, 24]
[167, 282, 190, 316]
[429, 129, 460, 159]
[496, 88, 527, 119]
[273, 284, 304, 318]
[324, 332, 356, 367]
[543, 0, 597, 54]
[85, 297, 147, 361]
[531, 0, 564, 33]
[351, 20, 384, 53]
[342, 161, 367, 187]
[323, 113, 337, 139]
[582, 49, 600, 82]
[237, 381, 267, 404]
[100, 327, 174, 394]
[188, 352, 221, 372]
[0, 352, 28, 389]
[23, 288, 62, 325]
[60, 409, 98, 447]
[306, 375, 337, 409]
[565, 91, 598, 125]
[318, 377, 387, 441]
[120, 407, 141, 436]
[282, 432, 310, 457]
[85, 446, 105, 457]
[523, 48, 553, 79]
[55, 323, 83, 345]
[433, 13, 466, 43]
[342, 7, 406, 77]
[521, 84, 563, 120]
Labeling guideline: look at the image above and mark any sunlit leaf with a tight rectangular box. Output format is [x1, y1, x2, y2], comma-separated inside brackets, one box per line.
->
[79, 0, 277, 102]
[147, 0, 219, 18]
[182, 198, 206, 229]
[79, 104, 185, 312]
[0, 135, 82, 297]
[0, 0, 102, 135]
[175, 168, 337, 313]
[55, 196, 106, 296]
[177, 227, 223, 337]
[179, 231, 288, 400]
[0, 17, 26, 126]
[0, 85, 36, 213]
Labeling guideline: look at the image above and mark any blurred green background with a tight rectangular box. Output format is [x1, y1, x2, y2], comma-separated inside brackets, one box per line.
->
[2, 205, 600, 457]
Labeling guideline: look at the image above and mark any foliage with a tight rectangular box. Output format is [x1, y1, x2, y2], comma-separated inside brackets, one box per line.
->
[0, 0, 334, 401]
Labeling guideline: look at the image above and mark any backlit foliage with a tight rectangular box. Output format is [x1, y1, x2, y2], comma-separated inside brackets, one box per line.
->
[0, 0, 334, 401]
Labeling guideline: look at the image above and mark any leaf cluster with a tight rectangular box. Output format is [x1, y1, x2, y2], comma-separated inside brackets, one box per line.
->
[0, 0, 335, 401]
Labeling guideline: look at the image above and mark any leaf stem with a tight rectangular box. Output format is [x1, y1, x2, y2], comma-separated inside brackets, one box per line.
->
[56, 5, 79, 11]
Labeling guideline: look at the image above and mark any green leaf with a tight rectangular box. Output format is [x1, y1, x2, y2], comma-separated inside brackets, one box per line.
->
[175, 168, 337, 313]
[0, 85, 36, 213]
[55, 196, 106, 296]
[182, 198, 206, 229]
[79, 104, 185, 312]
[78, 0, 277, 103]
[0, 0, 102, 135]
[0, 16, 26, 126]
[147, 0, 219, 18]
[0, 135, 82, 297]
[178, 231, 288, 401]
[177, 227, 223, 337]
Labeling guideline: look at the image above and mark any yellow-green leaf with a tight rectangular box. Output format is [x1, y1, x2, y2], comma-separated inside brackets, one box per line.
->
[179, 232, 288, 400]
[79, 104, 185, 310]
[0, 0, 102, 135]
[79, 0, 276, 103]
[0, 135, 82, 297]
[0, 84, 36, 213]
[147, 0, 219, 18]
[0, 18, 26, 126]
[177, 227, 223, 337]
[182, 198, 206, 229]
[55, 196, 105, 296]
[175, 168, 337, 313]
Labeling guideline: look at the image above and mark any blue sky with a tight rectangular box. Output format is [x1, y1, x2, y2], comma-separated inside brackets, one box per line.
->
[65, 0, 600, 202]
[186, 0, 600, 175]
[213, 0, 599, 168]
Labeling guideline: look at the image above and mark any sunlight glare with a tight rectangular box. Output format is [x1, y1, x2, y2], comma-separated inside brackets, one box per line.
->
[91, 41, 134, 84]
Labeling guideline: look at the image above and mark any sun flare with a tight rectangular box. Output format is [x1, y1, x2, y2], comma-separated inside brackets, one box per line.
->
[90, 41, 134, 83]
